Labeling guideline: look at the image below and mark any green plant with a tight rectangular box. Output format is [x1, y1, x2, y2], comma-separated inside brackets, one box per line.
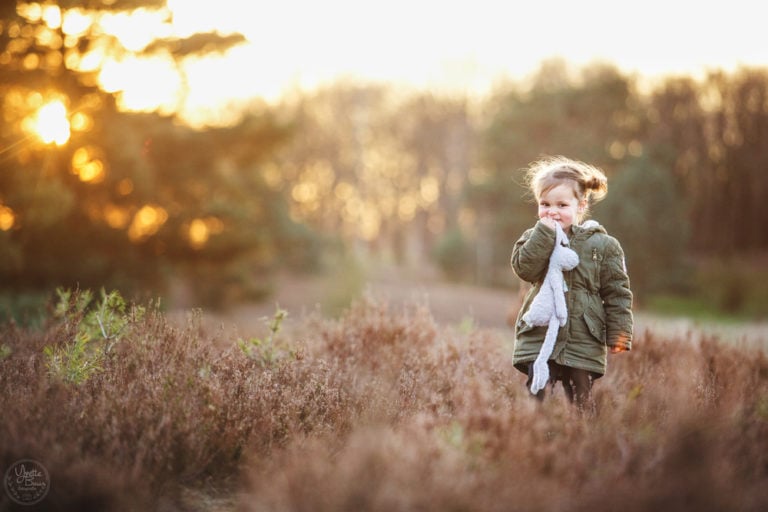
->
[237, 306, 289, 368]
[458, 315, 477, 334]
[44, 288, 141, 384]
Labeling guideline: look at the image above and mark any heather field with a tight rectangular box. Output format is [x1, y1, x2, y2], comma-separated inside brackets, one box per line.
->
[1, 289, 767, 512]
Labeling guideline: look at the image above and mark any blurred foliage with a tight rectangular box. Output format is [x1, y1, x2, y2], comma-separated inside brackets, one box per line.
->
[433, 227, 472, 282]
[0, 289, 49, 327]
[644, 70, 768, 253]
[471, 60, 768, 316]
[0, 0, 320, 308]
[2, 3, 768, 318]
[269, 83, 471, 267]
[692, 257, 768, 318]
[468, 60, 645, 272]
[321, 249, 367, 317]
[595, 157, 690, 300]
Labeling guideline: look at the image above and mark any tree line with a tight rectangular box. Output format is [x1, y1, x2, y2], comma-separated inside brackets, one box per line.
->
[1, 2, 767, 312]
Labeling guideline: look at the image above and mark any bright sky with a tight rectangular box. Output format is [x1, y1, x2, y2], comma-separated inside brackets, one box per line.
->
[104, 0, 768, 127]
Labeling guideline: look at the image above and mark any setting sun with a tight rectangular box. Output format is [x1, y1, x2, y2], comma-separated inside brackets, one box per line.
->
[25, 100, 70, 145]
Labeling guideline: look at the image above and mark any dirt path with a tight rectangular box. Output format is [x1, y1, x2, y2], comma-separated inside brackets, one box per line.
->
[186, 270, 517, 340]
[181, 269, 768, 348]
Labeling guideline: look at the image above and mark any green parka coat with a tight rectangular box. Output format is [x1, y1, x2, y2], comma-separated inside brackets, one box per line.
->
[511, 220, 633, 377]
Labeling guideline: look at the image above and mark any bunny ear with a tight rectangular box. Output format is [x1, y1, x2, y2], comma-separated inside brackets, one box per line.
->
[554, 222, 568, 245]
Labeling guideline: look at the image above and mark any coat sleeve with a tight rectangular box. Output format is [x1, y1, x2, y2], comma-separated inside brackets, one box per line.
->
[511, 221, 555, 284]
[599, 237, 633, 351]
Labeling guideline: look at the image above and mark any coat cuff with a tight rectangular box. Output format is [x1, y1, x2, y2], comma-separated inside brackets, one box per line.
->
[530, 220, 556, 248]
[607, 332, 632, 351]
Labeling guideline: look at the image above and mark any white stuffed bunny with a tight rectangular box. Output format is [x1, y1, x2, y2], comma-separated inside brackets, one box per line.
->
[522, 222, 580, 394]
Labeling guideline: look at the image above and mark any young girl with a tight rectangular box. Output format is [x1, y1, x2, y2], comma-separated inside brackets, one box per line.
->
[511, 156, 633, 409]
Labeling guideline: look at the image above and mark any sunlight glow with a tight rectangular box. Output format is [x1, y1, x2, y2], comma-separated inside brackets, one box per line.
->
[59, 0, 768, 128]
[187, 217, 224, 249]
[165, 0, 240, 37]
[116, 179, 134, 196]
[0, 205, 16, 231]
[419, 176, 440, 205]
[177, 46, 270, 128]
[71, 146, 105, 183]
[103, 204, 130, 229]
[188, 219, 209, 249]
[358, 204, 381, 240]
[291, 182, 319, 204]
[16, 3, 42, 22]
[398, 196, 418, 222]
[61, 8, 91, 36]
[97, 8, 170, 51]
[99, 56, 181, 114]
[41, 4, 62, 29]
[70, 111, 93, 132]
[128, 205, 168, 242]
[25, 100, 70, 145]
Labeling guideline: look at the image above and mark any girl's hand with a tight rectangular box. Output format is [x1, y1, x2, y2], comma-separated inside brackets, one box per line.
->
[540, 217, 557, 230]
[609, 346, 626, 354]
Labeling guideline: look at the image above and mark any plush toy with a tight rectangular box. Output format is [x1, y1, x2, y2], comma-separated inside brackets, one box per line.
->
[523, 222, 580, 394]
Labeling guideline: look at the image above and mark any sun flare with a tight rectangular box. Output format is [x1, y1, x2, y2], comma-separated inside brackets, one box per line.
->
[25, 100, 71, 146]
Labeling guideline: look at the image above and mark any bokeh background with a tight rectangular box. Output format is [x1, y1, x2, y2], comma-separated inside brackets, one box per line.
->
[3, 3, 768, 511]
[2, 0, 768, 325]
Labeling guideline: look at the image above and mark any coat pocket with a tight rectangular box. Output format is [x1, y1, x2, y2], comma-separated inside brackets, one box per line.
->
[583, 311, 606, 344]
[516, 319, 536, 336]
[515, 319, 547, 341]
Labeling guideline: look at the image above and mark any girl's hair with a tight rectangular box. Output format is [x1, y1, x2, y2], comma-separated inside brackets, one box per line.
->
[525, 155, 608, 219]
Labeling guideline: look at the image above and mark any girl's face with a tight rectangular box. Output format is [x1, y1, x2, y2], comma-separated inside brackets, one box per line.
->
[537, 183, 584, 232]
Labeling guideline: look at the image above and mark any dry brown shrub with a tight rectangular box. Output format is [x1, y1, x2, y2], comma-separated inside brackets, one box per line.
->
[2, 294, 767, 511]
[241, 298, 768, 512]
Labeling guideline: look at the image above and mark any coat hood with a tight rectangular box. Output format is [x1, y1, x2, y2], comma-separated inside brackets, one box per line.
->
[572, 219, 607, 239]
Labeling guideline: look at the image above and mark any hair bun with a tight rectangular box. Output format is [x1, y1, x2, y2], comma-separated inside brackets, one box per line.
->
[584, 172, 607, 202]
[586, 176, 606, 191]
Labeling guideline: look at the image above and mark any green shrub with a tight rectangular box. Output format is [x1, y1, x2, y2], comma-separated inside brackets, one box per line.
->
[434, 228, 473, 281]
[695, 257, 768, 318]
[595, 158, 691, 298]
[43, 288, 139, 384]
[0, 290, 49, 328]
[646, 256, 768, 320]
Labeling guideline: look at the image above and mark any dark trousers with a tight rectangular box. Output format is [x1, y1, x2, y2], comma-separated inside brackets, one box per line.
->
[526, 361, 595, 410]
